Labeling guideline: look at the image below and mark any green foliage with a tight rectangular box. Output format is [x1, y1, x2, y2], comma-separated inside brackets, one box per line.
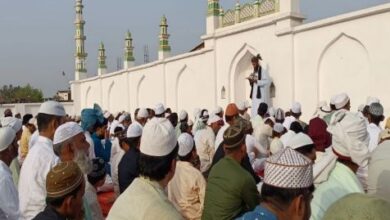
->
[0, 84, 44, 103]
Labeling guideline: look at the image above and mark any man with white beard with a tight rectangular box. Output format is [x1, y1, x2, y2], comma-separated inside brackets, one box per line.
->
[52, 122, 95, 220]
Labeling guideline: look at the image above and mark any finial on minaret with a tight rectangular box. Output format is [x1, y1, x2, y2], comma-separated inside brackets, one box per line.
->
[74, 0, 88, 80]
[124, 30, 135, 69]
[206, 0, 220, 34]
[97, 42, 107, 75]
[158, 15, 171, 60]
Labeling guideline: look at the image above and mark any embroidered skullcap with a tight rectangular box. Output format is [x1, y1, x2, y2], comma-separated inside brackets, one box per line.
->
[223, 122, 245, 149]
[88, 158, 106, 178]
[369, 102, 384, 117]
[46, 161, 84, 198]
[264, 147, 313, 188]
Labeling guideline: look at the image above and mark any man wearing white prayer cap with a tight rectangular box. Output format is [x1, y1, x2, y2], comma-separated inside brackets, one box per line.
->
[19, 101, 66, 219]
[311, 109, 368, 220]
[154, 103, 166, 118]
[284, 102, 307, 131]
[213, 106, 224, 119]
[240, 147, 314, 220]
[108, 117, 182, 220]
[367, 102, 384, 152]
[135, 108, 149, 127]
[117, 122, 143, 194]
[0, 127, 20, 220]
[270, 123, 285, 155]
[333, 93, 351, 110]
[237, 101, 251, 121]
[287, 132, 316, 161]
[52, 122, 91, 173]
[176, 110, 188, 138]
[167, 133, 206, 220]
[194, 114, 223, 173]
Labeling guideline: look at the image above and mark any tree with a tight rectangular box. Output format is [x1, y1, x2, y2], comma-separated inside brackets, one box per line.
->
[0, 84, 44, 103]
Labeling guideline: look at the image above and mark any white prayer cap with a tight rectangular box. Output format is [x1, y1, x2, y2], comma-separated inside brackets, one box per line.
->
[282, 116, 296, 130]
[287, 133, 314, 150]
[177, 133, 194, 157]
[264, 116, 275, 124]
[38, 101, 66, 116]
[237, 101, 251, 111]
[366, 96, 380, 106]
[213, 106, 223, 115]
[154, 103, 165, 115]
[118, 115, 126, 123]
[179, 110, 188, 121]
[28, 118, 37, 126]
[137, 108, 149, 119]
[357, 104, 365, 113]
[369, 102, 384, 117]
[270, 140, 284, 155]
[207, 114, 222, 126]
[140, 118, 177, 156]
[291, 102, 301, 114]
[334, 93, 350, 110]
[103, 111, 111, 119]
[127, 122, 143, 138]
[327, 110, 369, 167]
[273, 123, 284, 133]
[1, 117, 22, 132]
[188, 119, 194, 126]
[330, 95, 337, 106]
[264, 147, 313, 188]
[0, 127, 16, 152]
[53, 122, 84, 145]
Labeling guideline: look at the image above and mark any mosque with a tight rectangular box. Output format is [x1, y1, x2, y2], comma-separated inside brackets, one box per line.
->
[70, 0, 390, 119]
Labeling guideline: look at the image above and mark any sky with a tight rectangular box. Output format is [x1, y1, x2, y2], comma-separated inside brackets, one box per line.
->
[0, 0, 388, 97]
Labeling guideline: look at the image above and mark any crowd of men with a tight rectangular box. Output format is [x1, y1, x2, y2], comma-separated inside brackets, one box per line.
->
[1, 93, 390, 220]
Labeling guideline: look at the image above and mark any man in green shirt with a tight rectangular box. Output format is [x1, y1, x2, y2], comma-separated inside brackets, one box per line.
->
[202, 122, 259, 220]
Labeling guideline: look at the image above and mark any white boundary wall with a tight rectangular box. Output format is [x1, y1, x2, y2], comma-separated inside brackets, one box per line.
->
[0, 102, 75, 117]
[71, 3, 390, 121]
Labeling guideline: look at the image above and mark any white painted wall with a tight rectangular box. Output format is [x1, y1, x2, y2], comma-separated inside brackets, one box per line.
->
[71, 3, 390, 121]
[0, 102, 75, 117]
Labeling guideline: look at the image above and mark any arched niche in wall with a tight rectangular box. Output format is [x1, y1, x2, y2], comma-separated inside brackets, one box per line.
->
[107, 81, 115, 111]
[228, 43, 258, 103]
[318, 33, 370, 110]
[221, 86, 226, 99]
[176, 65, 200, 112]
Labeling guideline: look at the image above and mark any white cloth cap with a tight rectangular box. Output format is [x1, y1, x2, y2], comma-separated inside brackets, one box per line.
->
[118, 115, 126, 123]
[366, 96, 380, 106]
[179, 110, 188, 121]
[140, 117, 177, 156]
[188, 119, 194, 126]
[213, 106, 223, 115]
[1, 117, 22, 132]
[127, 122, 143, 138]
[38, 101, 66, 116]
[207, 114, 221, 126]
[137, 108, 149, 119]
[270, 139, 284, 155]
[237, 101, 251, 111]
[0, 127, 16, 152]
[287, 133, 314, 150]
[154, 103, 165, 115]
[103, 111, 111, 119]
[327, 110, 369, 167]
[264, 147, 313, 188]
[53, 122, 84, 145]
[282, 116, 296, 130]
[273, 123, 284, 133]
[291, 102, 301, 114]
[264, 116, 275, 124]
[330, 95, 337, 105]
[177, 133, 194, 157]
[28, 118, 37, 126]
[334, 93, 350, 110]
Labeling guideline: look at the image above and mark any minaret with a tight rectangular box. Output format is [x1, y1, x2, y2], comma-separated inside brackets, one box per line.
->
[97, 42, 107, 76]
[74, 0, 88, 80]
[206, 0, 220, 34]
[124, 31, 135, 69]
[158, 15, 171, 60]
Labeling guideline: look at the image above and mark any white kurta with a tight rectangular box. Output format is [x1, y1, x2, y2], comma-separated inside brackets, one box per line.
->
[85, 181, 105, 220]
[110, 137, 125, 197]
[367, 123, 382, 152]
[214, 124, 229, 151]
[19, 136, 59, 220]
[0, 161, 20, 220]
[194, 126, 216, 173]
[28, 130, 39, 150]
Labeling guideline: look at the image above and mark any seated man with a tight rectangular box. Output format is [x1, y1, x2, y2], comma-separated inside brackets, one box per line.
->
[167, 133, 206, 220]
[239, 147, 314, 220]
[33, 161, 85, 220]
[202, 123, 259, 220]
